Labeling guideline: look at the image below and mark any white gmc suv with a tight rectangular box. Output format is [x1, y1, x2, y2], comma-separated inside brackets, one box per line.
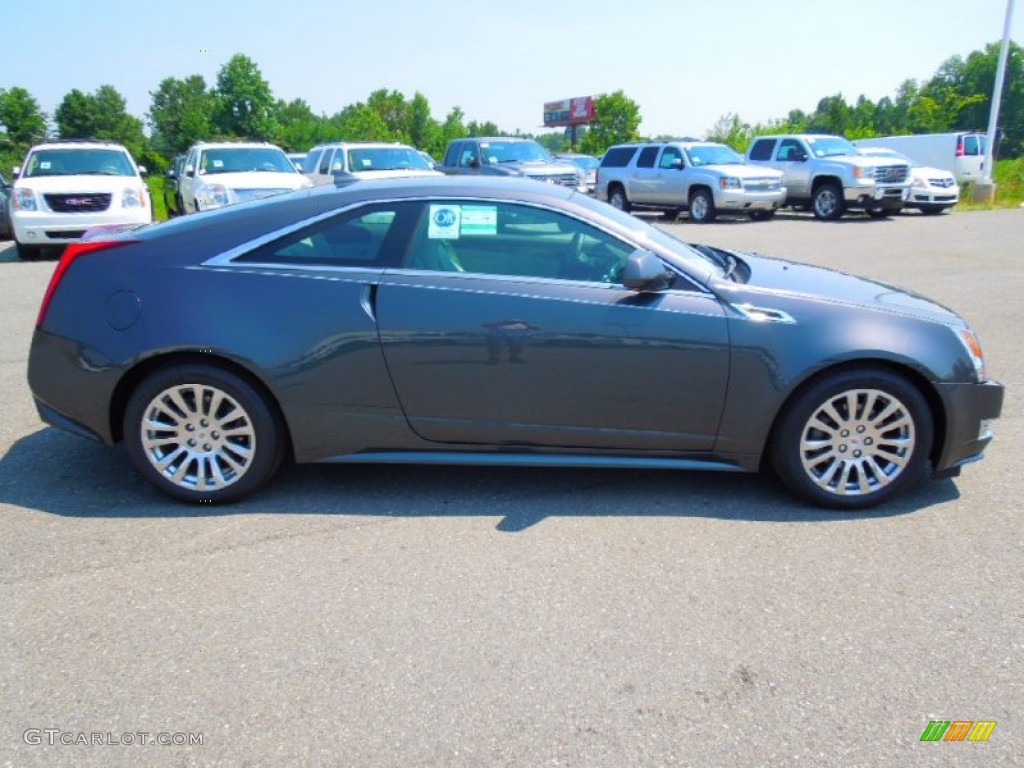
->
[10, 140, 153, 260]
[178, 141, 312, 214]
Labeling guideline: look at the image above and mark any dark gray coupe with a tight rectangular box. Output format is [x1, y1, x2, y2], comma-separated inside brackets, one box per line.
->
[27, 177, 1003, 508]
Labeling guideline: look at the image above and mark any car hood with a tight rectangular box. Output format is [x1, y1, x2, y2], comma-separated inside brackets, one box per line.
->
[15, 175, 143, 192]
[725, 250, 964, 327]
[197, 171, 310, 190]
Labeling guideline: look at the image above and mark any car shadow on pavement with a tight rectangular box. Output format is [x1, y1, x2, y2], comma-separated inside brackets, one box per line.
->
[0, 427, 960, 530]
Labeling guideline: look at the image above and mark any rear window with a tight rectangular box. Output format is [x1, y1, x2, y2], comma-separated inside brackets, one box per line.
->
[748, 139, 776, 161]
[600, 146, 638, 168]
[961, 135, 985, 156]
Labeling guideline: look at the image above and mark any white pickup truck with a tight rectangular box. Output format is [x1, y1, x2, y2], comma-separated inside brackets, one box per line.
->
[595, 141, 786, 223]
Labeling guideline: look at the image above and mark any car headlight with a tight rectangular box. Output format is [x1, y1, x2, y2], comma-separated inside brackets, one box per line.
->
[13, 188, 38, 211]
[197, 184, 230, 208]
[719, 177, 742, 190]
[953, 327, 987, 381]
[853, 166, 875, 181]
[912, 177, 929, 189]
[122, 186, 146, 208]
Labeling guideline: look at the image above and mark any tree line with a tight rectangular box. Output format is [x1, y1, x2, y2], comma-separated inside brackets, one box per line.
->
[0, 42, 1020, 178]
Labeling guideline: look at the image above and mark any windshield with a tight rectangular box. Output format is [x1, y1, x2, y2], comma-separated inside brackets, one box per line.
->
[561, 155, 599, 171]
[24, 148, 136, 178]
[807, 136, 858, 158]
[686, 144, 744, 166]
[480, 141, 552, 164]
[200, 147, 296, 175]
[347, 147, 432, 172]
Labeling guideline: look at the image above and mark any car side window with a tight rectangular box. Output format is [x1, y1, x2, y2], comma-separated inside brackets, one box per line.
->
[319, 149, 333, 175]
[659, 147, 683, 169]
[458, 144, 478, 167]
[235, 202, 418, 268]
[636, 146, 659, 168]
[402, 201, 635, 284]
[305, 148, 322, 174]
[748, 139, 775, 161]
[777, 140, 803, 161]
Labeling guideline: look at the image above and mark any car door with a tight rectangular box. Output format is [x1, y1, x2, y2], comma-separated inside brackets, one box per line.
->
[375, 199, 731, 451]
[776, 138, 811, 198]
[628, 145, 661, 203]
[654, 145, 687, 205]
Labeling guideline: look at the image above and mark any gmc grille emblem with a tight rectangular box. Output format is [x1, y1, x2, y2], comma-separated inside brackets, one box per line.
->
[65, 198, 92, 206]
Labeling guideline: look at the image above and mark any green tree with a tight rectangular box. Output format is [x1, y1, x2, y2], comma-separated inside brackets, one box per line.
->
[366, 89, 411, 142]
[273, 97, 330, 152]
[408, 92, 438, 151]
[0, 87, 48, 145]
[578, 91, 641, 155]
[54, 85, 145, 157]
[331, 103, 393, 142]
[434, 106, 466, 158]
[213, 53, 277, 140]
[149, 75, 215, 154]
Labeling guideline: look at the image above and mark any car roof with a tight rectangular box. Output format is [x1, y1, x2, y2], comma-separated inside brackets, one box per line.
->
[30, 140, 130, 151]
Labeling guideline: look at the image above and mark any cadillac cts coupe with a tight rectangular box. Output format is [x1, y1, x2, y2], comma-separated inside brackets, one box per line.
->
[27, 177, 1003, 508]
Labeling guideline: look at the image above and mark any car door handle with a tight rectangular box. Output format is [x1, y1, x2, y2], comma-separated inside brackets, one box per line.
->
[360, 284, 377, 322]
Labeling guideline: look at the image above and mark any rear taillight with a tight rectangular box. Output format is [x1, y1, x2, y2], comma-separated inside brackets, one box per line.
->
[956, 138, 964, 157]
[36, 239, 138, 327]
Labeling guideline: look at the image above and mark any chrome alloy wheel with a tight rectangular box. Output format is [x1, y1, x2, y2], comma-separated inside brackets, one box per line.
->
[798, 388, 915, 496]
[140, 384, 256, 491]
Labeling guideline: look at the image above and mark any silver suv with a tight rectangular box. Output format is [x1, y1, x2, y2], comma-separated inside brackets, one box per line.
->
[595, 141, 786, 223]
[303, 142, 441, 186]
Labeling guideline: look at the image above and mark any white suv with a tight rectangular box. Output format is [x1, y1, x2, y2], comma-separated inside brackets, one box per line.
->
[10, 140, 152, 260]
[303, 142, 442, 186]
[178, 141, 312, 214]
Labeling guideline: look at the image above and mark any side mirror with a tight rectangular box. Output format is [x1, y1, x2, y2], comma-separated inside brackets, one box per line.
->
[138, 165, 148, 177]
[670, 158, 683, 170]
[622, 250, 671, 292]
[184, 165, 195, 177]
[13, 166, 21, 178]
[791, 150, 807, 162]
[166, 168, 178, 180]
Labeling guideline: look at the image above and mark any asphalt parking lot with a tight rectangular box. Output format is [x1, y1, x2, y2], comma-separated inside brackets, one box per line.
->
[0, 209, 1020, 767]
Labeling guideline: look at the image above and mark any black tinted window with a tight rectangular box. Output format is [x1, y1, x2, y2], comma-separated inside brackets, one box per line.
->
[600, 146, 638, 168]
[237, 202, 417, 268]
[748, 139, 776, 161]
[443, 142, 461, 167]
[636, 146, 659, 168]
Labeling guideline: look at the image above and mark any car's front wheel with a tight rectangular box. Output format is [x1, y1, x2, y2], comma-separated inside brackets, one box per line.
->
[811, 183, 845, 220]
[772, 369, 933, 509]
[14, 241, 43, 260]
[688, 188, 716, 223]
[124, 364, 284, 503]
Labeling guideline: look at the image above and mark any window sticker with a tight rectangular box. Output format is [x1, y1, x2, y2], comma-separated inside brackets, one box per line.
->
[40, 161, 52, 170]
[460, 205, 497, 236]
[428, 204, 461, 239]
[212, 159, 224, 168]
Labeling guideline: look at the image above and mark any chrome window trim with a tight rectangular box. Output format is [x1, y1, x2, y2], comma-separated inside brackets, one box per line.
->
[201, 194, 712, 294]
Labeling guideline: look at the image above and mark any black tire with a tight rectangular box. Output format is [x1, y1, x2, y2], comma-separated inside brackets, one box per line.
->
[772, 368, 933, 509]
[608, 186, 631, 213]
[688, 188, 716, 223]
[123, 364, 284, 503]
[811, 183, 845, 221]
[920, 206, 946, 216]
[748, 210, 777, 221]
[15, 241, 43, 261]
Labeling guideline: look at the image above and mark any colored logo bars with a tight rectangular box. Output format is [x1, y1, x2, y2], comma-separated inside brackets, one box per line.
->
[920, 720, 997, 742]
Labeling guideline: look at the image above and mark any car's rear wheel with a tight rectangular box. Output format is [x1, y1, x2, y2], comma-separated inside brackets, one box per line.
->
[124, 365, 283, 503]
[688, 188, 716, 223]
[811, 183, 845, 220]
[772, 369, 933, 509]
[608, 186, 631, 212]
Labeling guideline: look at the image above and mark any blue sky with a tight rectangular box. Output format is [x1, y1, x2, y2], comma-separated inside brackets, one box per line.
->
[2, 0, 1021, 139]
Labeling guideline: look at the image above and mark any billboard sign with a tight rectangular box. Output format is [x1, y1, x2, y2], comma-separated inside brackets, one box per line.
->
[543, 96, 595, 127]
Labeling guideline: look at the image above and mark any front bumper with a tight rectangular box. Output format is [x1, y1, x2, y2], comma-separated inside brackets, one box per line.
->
[13, 208, 152, 246]
[716, 188, 787, 211]
[934, 379, 1004, 473]
[845, 184, 910, 210]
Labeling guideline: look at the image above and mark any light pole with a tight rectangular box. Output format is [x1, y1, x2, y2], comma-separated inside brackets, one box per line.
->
[976, 0, 1016, 202]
